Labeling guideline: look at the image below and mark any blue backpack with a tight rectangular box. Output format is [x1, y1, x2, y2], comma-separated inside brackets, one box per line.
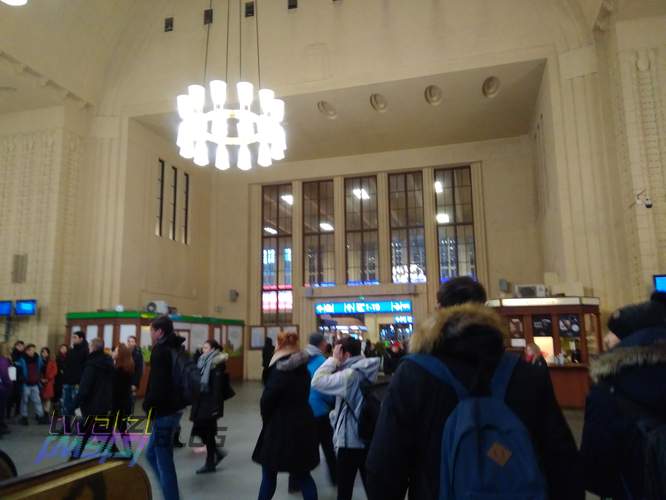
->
[406, 353, 547, 500]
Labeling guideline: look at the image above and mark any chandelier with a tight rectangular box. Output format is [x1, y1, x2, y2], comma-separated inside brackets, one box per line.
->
[176, 0, 285, 170]
[1, 0, 28, 5]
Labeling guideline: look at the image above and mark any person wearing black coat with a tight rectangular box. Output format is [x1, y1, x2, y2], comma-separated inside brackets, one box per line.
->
[581, 296, 666, 500]
[7, 341, 25, 418]
[71, 338, 114, 459]
[127, 335, 143, 413]
[252, 332, 319, 500]
[62, 332, 89, 417]
[190, 340, 229, 474]
[366, 304, 584, 500]
[54, 344, 68, 415]
[262, 337, 275, 371]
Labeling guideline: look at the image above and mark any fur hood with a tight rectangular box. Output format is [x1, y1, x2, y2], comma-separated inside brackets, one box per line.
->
[212, 351, 229, 367]
[590, 341, 666, 383]
[410, 303, 507, 354]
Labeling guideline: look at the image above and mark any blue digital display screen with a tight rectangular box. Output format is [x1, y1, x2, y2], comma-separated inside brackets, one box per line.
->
[0, 301, 11, 317]
[655, 275, 666, 293]
[315, 300, 412, 315]
[15, 300, 37, 316]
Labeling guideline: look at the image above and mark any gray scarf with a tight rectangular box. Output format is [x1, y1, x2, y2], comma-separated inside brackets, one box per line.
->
[197, 348, 218, 393]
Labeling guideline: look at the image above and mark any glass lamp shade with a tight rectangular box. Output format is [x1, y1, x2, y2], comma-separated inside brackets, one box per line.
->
[1, 0, 29, 5]
[270, 144, 285, 161]
[176, 122, 192, 148]
[193, 141, 209, 166]
[271, 99, 285, 122]
[258, 142, 272, 167]
[177, 94, 193, 120]
[237, 145, 252, 170]
[272, 125, 287, 150]
[179, 142, 195, 160]
[236, 82, 254, 109]
[215, 145, 230, 170]
[211, 111, 228, 140]
[258, 89, 275, 114]
[209, 80, 227, 107]
[188, 84, 206, 112]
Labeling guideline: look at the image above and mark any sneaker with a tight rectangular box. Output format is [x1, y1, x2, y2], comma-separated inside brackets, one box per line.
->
[19, 417, 28, 426]
[195, 464, 216, 474]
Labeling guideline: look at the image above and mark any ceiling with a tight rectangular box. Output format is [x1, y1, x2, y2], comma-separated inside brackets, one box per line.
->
[136, 58, 545, 162]
[0, 57, 68, 113]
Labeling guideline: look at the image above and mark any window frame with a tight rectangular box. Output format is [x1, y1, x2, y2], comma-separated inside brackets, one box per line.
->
[434, 165, 477, 282]
[261, 183, 293, 325]
[302, 179, 335, 287]
[155, 159, 165, 237]
[169, 166, 178, 241]
[182, 172, 190, 245]
[388, 171, 426, 284]
[344, 175, 379, 286]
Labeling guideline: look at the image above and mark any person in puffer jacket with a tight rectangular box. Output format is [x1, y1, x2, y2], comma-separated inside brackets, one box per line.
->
[312, 336, 381, 500]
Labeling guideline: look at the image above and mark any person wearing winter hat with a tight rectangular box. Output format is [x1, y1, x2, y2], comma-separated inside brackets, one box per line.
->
[581, 297, 666, 499]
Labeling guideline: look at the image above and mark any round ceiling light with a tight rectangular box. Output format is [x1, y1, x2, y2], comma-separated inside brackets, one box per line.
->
[1, 0, 29, 5]
[317, 100, 337, 119]
[482, 76, 501, 98]
[424, 85, 443, 106]
[369, 93, 388, 112]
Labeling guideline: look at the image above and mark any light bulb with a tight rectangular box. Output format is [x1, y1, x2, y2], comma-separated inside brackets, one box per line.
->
[258, 89, 275, 114]
[215, 145, 230, 170]
[258, 142, 272, 167]
[188, 84, 206, 112]
[237, 145, 252, 170]
[176, 121, 191, 148]
[177, 94, 193, 120]
[193, 141, 209, 166]
[271, 144, 285, 161]
[271, 99, 285, 122]
[209, 80, 227, 108]
[237, 82, 254, 109]
[179, 142, 194, 160]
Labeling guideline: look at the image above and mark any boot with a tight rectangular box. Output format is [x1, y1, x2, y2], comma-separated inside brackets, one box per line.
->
[215, 448, 227, 466]
[195, 463, 217, 474]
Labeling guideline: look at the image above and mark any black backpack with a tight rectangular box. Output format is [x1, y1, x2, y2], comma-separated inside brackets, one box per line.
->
[603, 383, 666, 500]
[348, 369, 389, 444]
[170, 348, 201, 408]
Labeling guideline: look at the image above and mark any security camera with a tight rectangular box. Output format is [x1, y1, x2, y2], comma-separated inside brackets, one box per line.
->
[644, 197, 653, 209]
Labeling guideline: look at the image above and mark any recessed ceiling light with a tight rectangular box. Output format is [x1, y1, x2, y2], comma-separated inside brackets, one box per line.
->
[320, 222, 334, 232]
[424, 85, 443, 106]
[436, 213, 450, 224]
[482, 76, 501, 98]
[263, 226, 278, 235]
[370, 93, 388, 112]
[317, 100, 337, 119]
[281, 194, 294, 205]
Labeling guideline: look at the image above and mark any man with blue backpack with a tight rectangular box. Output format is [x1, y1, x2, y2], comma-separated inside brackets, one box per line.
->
[366, 302, 583, 500]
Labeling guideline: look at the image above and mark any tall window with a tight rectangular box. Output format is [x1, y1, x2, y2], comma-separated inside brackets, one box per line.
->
[181, 172, 190, 244]
[345, 176, 378, 285]
[389, 172, 426, 283]
[155, 159, 165, 237]
[262, 184, 293, 324]
[303, 180, 335, 287]
[434, 166, 476, 282]
[169, 166, 178, 240]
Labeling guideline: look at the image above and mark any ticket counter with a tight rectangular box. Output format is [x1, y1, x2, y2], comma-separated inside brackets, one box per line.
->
[487, 297, 602, 409]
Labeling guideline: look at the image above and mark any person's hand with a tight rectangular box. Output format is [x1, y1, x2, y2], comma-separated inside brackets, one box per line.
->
[333, 344, 344, 365]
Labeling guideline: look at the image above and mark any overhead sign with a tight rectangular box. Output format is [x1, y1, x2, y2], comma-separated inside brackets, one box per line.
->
[315, 300, 412, 315]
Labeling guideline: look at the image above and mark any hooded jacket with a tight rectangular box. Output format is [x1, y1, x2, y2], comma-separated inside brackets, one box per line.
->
[303, 344, 335, 418]
[63, 340, 89, 385]
[581, 326, 666, 499]
[252, 351, 319, 473]
[312, 353, 381, 449]
[74, 349, 114, 417]
[143, 333, 187, 417]
[366, 304, 583, 500]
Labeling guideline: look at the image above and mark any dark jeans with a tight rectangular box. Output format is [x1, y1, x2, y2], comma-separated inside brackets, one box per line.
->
[146, 412, 182, 500]
[289, 415, 337, 489]
[258, 466, 317, 500]
[337, 447, 367, 500]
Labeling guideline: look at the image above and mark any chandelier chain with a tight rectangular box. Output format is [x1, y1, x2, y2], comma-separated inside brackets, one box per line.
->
[203, 0, 213, 84]
[225, 0, 230, 82]
[255, 0, 261, 89]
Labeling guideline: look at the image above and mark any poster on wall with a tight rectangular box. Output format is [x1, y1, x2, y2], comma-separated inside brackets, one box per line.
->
[227, 325, 243, 357]
[508, 318, 524, 338]
[558, 315, 581, 338]
[532, 315, 553, 337]
[250, 327, 265, 350]
[266, 326, 280, 346]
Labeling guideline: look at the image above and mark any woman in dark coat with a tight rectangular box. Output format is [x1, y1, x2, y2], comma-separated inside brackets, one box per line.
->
[190, 340, 229, 474]
[54, 344, 68, 415]
[262, 337, 275, 371]
[581, 296, 666, 500]
[366, 304, 583, 500]
[252, 332, 319, 500]
[111, 343, 134, 426]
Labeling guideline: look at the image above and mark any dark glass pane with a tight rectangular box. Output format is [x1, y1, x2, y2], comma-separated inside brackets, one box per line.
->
[363, 177, 378, 229]
[362, 231, 379, 284]
[304, 235, 319, 286]
[391, 229, 408, 284]
[303, 182, 319, 233]
[320, 233, 335, 286]
[346, 232, 362, 284]
[278, 185, 293, 234]
[278, 237, 292, 287]
[390, 190, 407, 227]
[262, 237, 277, 287]
[457, 225, 476, 277]
[409, 227, 427, 283]
[438, 225, 458, 281]
[345, 179, 362, 231]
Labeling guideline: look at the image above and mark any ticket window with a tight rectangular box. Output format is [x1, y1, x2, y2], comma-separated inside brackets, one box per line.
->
[532, 315, 555, 363]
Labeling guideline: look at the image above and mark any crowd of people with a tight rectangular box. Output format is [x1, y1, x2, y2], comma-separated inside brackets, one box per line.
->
[0, 276, 664, 500]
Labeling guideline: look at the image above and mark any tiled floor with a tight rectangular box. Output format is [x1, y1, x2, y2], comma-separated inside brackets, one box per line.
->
[0, 382, 595, 499]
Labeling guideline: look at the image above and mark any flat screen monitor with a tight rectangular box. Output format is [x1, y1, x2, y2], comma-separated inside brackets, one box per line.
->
[0, 301, 11, 317]
[15, 299, 37, 316]
[655, 275, 666, 293]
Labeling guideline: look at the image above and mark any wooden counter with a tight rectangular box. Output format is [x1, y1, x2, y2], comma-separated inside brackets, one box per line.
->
[548, 364, 590, 409]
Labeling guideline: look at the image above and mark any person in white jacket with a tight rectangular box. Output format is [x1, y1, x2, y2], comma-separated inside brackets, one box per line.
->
[311, 337, 380, 500]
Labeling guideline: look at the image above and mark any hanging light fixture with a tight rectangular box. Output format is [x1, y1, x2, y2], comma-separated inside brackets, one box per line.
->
[1, 0, 28, 5]
[176, 0, 286, 170]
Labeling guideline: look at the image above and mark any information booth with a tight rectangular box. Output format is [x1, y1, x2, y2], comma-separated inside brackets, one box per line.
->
[487, 297, 602, 409]
[65, 311, 245, 395]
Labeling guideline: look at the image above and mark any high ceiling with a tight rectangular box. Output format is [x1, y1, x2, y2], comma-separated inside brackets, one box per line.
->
[137, 58, 545, 162]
